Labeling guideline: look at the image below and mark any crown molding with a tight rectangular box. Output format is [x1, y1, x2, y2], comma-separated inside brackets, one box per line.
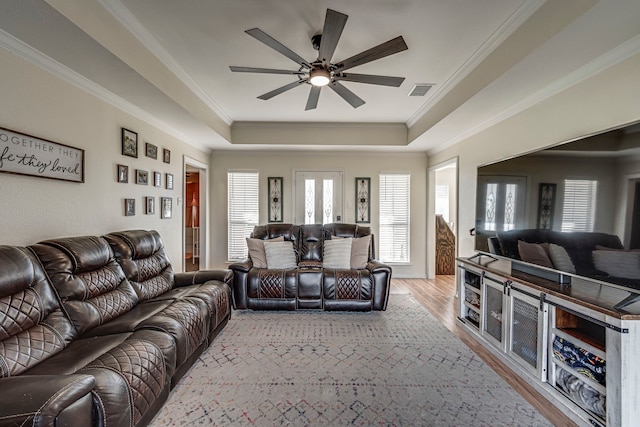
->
[406, 0, 546, 127]
[0, 28, 213, 151]
[99, 0, 232, 126]
[426, 34, 640, 156]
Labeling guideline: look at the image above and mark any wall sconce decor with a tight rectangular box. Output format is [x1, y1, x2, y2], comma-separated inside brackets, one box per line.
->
[355, 177, 370, 223]
[268, 177, 283, 222]
[537, 183, 556, 229]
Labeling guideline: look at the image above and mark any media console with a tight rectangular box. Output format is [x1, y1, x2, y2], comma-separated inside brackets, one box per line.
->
[458, 256, 640, 427]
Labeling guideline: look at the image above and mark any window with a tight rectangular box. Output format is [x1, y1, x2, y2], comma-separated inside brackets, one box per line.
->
[435, 184, 450, 223]
[561, 179, 597, 232]
[379, 173, 410, 263]
[227, 171, 259, 261]
[476, 176, 526, 233]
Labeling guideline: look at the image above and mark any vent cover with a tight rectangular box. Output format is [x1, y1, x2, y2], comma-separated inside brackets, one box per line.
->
[408, 83, 433, 97]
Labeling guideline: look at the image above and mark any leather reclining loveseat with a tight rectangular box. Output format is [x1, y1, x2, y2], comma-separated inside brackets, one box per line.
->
[0, 229, 232, 427]
[229, 223, 392, 311]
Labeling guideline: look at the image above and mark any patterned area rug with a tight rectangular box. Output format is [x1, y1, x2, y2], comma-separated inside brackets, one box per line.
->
[150, 293, 551, 426]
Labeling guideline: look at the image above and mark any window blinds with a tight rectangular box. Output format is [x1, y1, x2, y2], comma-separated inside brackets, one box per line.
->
[227, 171, 259, 261]
[379, 173, 410, 263]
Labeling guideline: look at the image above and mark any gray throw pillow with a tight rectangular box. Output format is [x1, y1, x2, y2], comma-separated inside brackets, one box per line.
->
[246, 236, 284, 268]
[350, 235, 371, 269]
[323, 238, 352, 269]
[548, 243, 576, 274]
[264, 240, 297, 269]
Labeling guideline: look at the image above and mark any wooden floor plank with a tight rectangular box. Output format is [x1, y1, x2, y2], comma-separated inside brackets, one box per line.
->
[393, 277, 577, 427]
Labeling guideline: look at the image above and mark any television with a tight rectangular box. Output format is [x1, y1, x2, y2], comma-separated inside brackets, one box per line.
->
[474, 120, 640, 292]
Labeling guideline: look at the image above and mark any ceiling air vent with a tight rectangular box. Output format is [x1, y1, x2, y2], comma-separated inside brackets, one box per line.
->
[408, 83, 433, 97]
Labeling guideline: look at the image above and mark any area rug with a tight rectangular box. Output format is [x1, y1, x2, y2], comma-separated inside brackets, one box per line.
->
[149, 293, 551, 426]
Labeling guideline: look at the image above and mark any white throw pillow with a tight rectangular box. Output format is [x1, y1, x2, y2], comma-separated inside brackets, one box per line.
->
[592, 250, 640, 279]
[323, 238, 352, 269]
[548, 243, 576, 274]
[263, 241, 297, 269]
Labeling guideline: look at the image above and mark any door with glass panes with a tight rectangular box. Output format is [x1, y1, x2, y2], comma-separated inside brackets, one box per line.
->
[294, 171, 343, 224]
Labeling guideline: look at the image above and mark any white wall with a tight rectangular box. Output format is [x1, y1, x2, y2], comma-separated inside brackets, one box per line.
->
[0, 48, 210, 269]
[428, 52, 640, 258]
[209, 150, 428, 277]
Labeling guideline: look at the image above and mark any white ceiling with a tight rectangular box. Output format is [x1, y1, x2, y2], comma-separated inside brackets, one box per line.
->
[1, 0, 639, 153]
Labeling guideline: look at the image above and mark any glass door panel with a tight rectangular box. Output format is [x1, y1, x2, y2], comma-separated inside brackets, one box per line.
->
[295, 171, 343, 224]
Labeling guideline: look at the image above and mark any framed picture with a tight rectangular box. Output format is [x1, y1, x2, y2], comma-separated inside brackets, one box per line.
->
[163, 148, 171, 164]
[145, 143, 158, 159]
[145, 196, 155, 215]
[161, 197, 172, 219]
[121, 128, 138, 158]
[136, 169, 149, 185]
[166, 173, 174, 190]
[355, 177, 371, 223]
[154, 171, 161, 187]
[268, 177, 283, 222]
[124, 198, 135, 216]
[117, 164, 128, 183]
[537, 183, 556, 229]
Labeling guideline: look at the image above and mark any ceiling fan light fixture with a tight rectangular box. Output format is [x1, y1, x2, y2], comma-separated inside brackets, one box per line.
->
[309, 69, 331, 86]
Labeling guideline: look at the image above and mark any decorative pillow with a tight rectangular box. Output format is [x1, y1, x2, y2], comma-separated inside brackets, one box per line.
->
[246, 236, 283, 268]
[323, 238, 352, 269]
[517, 240, 553, 268]
[263, 240, 297, 269]
[592, 250, 640, 279]
[350, 235, 371, 269]
[548, 243, 576, 274]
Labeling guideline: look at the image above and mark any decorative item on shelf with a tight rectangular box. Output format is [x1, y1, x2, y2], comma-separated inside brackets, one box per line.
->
[145, 142, 157, 159]
[163, 148, 171, 164]
[537, 183, 556, 230]
[145, 196, 155, 214]
[166, 173, 174, 190]
[121, 128, 138, 158]
[124, 198, 135, 216]
[153, 171, 161, 187]
[268, 176, 283, 222]
[161, 197, 172, 219]
[355, 177, 370, 223]
[117, 164, 128, 183]
[0, 126, 85, 183]
[136, 169, 149, 185]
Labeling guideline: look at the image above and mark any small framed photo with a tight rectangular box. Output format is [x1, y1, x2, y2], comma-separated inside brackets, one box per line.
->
[124, 198, 135, 216]
[117, 164, 128, 183]
[161, 197, 172, 219]
[145, 142, 158, 159]
[163, 148, 171, 164]
[166, 173, 174, 190]
[153, 171, 161, 187]
[145, 196, 155, 215]
[136, 169, 149, 185]
[121, 128, 138, 158]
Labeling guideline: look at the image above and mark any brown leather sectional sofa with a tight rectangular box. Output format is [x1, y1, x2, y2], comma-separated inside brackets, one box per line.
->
[230, 223, 392, 311]
[0, 230, 232, 427]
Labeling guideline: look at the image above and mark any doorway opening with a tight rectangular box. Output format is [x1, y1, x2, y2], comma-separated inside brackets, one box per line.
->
[429, 159, 458, 277]
[183, 157, 208, 272]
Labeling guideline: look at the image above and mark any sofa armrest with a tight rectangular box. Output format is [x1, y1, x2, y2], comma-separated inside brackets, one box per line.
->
[0, 374, 95, 427]
[367, 259, 392, 311]
[174, 269, 232, 287]
[228, 258, 252, 273]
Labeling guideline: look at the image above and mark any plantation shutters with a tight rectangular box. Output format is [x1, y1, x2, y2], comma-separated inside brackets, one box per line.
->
[379, 173, 410, 263]
[561, 179, 597, 232]
[227, 171, 259, 261]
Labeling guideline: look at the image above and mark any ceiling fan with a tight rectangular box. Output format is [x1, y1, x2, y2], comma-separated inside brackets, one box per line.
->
[229, 8, 408, 110]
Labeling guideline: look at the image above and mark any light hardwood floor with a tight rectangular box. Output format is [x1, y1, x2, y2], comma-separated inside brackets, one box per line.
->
[393, 277, 577, 427]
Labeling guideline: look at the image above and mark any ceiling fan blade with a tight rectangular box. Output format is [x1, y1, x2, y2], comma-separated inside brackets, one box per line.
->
[257, 80, 306, 100]
[318, 9, 348, 65]
[334, 36, 408, 72]
[305, 86, 321, 110]
[329, 82, 365, 108]
[246, 28, 312, 69]
[230, 66, 305, 75]
[334, 73, 405, 87]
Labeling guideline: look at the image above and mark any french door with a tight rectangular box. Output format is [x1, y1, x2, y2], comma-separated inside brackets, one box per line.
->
[294, 171, 343, 224]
